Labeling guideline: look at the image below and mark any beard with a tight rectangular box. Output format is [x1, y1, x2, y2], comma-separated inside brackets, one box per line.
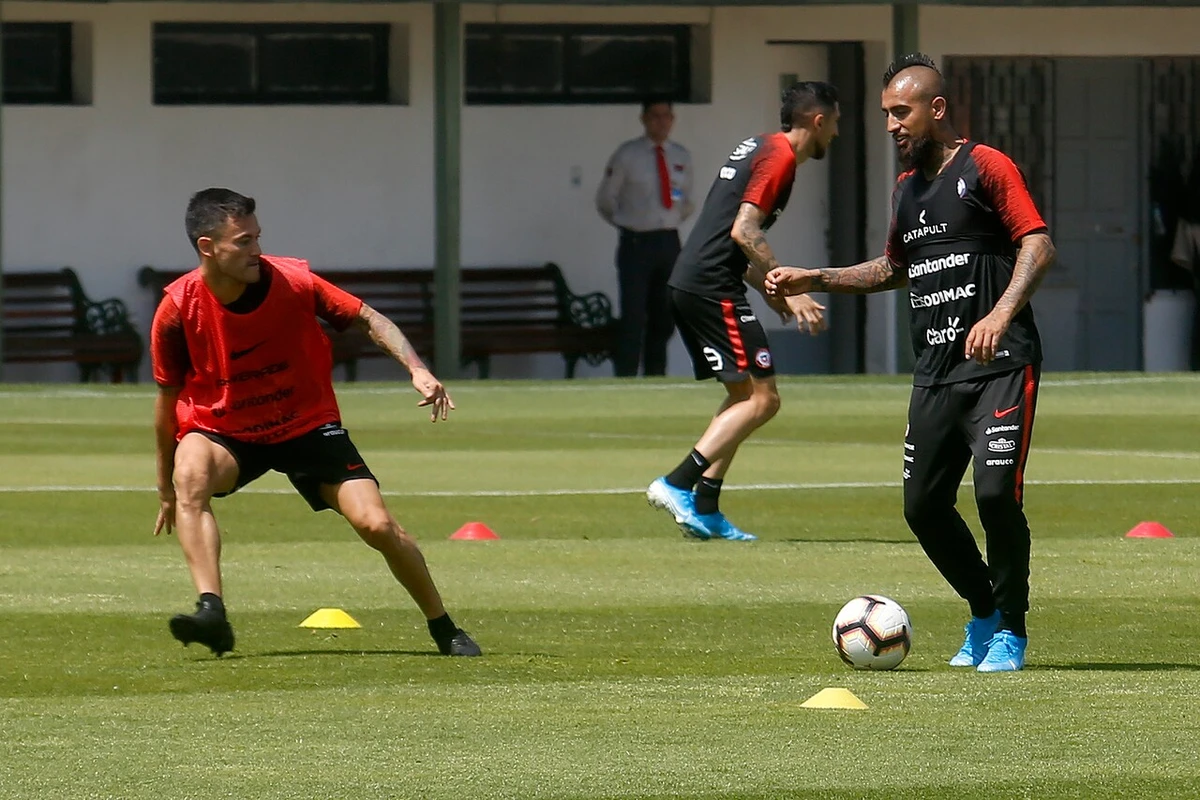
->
[896, 134, 938, 171]
[811, 141, 828, 161]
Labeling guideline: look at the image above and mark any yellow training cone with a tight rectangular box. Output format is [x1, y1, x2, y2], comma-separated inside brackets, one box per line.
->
[298, 608, 361, 629]
[800, 687, 868, 710]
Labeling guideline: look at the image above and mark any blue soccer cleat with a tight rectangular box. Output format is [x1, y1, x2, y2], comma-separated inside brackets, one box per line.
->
[948, 610, 1002, 667]
[976, 630, 1028, 673]
[646, 477, 699, 534]
[684, 511, 758, 542]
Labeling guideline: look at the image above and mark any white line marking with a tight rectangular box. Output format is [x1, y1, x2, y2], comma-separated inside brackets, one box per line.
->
[0, 477, 1197, 497]
[1, 373, 1197, 401]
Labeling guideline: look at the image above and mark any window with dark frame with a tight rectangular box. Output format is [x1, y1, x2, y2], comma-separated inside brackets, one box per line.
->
[2, 22, 74, 105]
[466, 24, 691, 105]
[153, 23, 390, 105]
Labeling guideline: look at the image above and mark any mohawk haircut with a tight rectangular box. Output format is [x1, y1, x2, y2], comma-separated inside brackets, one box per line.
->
[883, 52, 941, 87]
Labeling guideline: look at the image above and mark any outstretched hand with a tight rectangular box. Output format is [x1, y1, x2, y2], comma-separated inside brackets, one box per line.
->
[412, 367, 455, 422]
[787, 294, 827, 335]
[765, 267, 815, 297]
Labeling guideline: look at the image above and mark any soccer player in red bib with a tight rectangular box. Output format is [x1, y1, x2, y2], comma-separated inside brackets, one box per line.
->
[766, 55, 1057, 672]
[646, 81, 838, 542]
[151, 188, 480, 658]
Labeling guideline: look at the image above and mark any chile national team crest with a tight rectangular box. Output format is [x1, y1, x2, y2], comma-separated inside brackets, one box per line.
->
[754, 348, 772, 369]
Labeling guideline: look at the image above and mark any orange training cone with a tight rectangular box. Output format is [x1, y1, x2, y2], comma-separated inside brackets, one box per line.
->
[450, 521, 500, 541]
[1125, 521, 1175, 539]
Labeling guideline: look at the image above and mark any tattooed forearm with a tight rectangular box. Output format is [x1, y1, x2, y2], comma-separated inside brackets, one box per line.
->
[355, 304, 429, 373]
[809, 256, 908, 293]
[993, 233, 1056, 318]
[733, 203, 780, 283]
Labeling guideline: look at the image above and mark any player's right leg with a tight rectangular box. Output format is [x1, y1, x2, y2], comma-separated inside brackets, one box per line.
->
[648, 291, 777, 541]
[167, 432, 241, 656]
[901, 385, 997, 665]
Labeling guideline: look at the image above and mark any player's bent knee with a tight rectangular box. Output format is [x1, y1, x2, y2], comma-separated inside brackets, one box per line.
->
[352, 513, 403, 550]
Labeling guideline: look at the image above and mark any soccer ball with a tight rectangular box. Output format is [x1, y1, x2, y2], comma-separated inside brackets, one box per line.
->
[832, 595, 912, 670]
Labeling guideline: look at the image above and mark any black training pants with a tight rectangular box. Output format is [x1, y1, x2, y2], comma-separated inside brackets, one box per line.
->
[615, 229, 679, 377]
[902, 365, 1040, 629]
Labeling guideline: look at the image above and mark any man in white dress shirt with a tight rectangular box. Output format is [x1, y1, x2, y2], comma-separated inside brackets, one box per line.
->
[596, 97, 694, 376]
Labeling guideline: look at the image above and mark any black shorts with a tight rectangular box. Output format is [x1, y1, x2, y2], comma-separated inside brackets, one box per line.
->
[904, 364, 1040, 504]
[671, 289, 775, 382]
[198, 421, 378, 512]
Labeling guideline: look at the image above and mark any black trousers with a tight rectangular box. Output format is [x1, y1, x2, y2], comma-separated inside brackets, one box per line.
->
[902, 365, 1040, 630]
[615, 229, 680, 377]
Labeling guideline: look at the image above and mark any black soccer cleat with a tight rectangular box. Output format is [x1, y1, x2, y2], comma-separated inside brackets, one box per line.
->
[438, 629, 482, 657]
[169, 605, 235, 657]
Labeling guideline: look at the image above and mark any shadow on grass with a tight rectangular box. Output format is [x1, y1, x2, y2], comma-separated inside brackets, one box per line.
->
[1033, 662, 1200, 672]
[782, 538, 919, 545]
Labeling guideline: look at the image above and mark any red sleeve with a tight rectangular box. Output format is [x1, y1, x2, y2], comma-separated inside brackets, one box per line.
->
[884, 172, 912, 269]
[313, 274, 364, 332]
[972, 145, 1048, 241]
[150, 295, 189, 388]
[742, 135, 796, 212]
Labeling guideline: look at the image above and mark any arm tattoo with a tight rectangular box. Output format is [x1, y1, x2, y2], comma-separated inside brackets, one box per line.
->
[354, 304, 429, 373]
[733, 204, 781, 283]
[993, 234, 1056, 317]
[809, 256, 908, 293]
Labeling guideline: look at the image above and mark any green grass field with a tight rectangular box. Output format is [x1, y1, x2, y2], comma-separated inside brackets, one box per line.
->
[1, 374, 1198, 799]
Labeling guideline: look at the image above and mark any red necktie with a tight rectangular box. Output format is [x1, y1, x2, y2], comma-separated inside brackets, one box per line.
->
[655, 145, 674, 210]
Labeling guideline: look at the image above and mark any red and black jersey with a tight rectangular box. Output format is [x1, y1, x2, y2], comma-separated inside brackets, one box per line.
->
[150, 255, 363, 443]
[669, 132, 797, 298]
[887, 142, 1047, 386]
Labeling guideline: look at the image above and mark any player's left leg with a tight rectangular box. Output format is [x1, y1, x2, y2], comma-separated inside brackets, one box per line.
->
[316, 479, 479, 656]
[968, 365, 1040, 672]
[281, 423, 480, 656]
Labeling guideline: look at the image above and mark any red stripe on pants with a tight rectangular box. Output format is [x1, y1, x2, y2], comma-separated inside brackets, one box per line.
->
[720, 299, 748, 370]
[1014, 364, 1037, 503]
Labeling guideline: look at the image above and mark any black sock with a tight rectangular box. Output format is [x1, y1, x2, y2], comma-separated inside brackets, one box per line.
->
[968, 597, 995, 620]
[666, 449, 711, 490]
[199, 592, 225, 616]
[694, 477, 723, 515]
[427, 613, 459, 643]
[999, 614, 1027, 638]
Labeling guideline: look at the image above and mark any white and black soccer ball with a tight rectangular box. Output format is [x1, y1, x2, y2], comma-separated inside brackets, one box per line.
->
[832, 595, 912, 670]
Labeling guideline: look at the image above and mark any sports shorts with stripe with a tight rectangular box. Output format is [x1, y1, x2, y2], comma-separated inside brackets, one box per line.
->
[671, 288, 775, 382]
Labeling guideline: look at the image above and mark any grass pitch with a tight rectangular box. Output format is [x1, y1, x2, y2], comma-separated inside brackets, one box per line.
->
[1, 374, 1198, 799]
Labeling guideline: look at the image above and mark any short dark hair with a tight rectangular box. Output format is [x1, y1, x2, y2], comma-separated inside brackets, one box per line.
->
[780, 81, 839, 132]
[185, 188, 256, 253]
[641, 96, 674, 113]
[883, 52, 941, 87]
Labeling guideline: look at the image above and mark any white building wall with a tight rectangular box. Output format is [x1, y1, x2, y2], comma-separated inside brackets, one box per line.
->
[3, 3, 1198, 381]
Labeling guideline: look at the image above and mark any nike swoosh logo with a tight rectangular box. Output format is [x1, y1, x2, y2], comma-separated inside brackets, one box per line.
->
[994, 405, 1020, 418]
[346, 463, 365, 471]
[230, 342, 266, 361]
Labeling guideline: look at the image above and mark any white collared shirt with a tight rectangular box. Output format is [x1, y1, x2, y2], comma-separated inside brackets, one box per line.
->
[596, 136, 694, 232]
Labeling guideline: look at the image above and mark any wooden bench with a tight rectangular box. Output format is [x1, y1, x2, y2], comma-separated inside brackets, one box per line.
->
[137, 263, 616, 379]
[2, 268, 144, 382]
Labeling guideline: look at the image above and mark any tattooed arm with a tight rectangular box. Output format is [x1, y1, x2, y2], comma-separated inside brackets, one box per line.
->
[991, 233, 1056, 319]
[732, 203, 827, 332]
[355, 303, 429, 373]
[353, 303, 455, 421]
[964, 232, 1056, 365]
[764, 255, 908, 297]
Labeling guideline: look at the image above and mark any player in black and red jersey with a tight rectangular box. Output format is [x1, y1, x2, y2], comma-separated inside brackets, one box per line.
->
[646, 81, 839, 542]
[766, 54, 1057, 672]
[150, 188, 480, 658]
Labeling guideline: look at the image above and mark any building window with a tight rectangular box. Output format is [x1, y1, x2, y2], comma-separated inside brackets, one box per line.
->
[153, 23, 390, 105]
[3, 22, 74, 105]
[466, 24, 692, 105]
